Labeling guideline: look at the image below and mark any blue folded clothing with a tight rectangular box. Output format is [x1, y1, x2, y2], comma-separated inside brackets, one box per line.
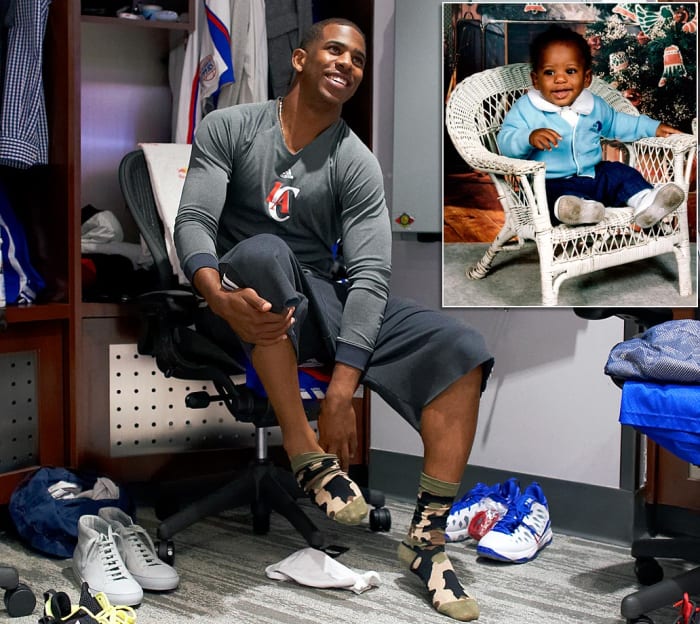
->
[620, 380, 700, 466]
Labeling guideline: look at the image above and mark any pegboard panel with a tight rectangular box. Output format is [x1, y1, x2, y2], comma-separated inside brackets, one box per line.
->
[0, 351, 39, 471]
[109, 344, 284, 457]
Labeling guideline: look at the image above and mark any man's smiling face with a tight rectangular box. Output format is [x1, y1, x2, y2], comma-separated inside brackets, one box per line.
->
[296, 23, 366, 107]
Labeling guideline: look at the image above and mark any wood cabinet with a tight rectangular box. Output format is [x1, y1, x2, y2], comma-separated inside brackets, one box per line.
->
[0, 1, 375, 499]
[0, 3, 78, 503]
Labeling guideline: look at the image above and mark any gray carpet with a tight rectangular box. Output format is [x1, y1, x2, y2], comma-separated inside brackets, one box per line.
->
[0, 497, 691, 623]
[443, 243, 698, 307]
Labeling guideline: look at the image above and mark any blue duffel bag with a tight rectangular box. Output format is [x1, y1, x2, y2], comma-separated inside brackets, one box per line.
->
[9, 466, 134, 558]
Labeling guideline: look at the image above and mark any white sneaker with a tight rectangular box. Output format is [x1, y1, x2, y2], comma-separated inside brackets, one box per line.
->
[554, 196, 605, 225]
[633, 183, 685, 228]
[98, 507, 179, 592]
[72, 515, 143, 606]
[476, 482, 553, 563]
[445, 478, 520, 543]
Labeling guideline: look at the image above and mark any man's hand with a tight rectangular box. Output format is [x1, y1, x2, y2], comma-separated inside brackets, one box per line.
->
[212, 288, 295, 345]
[318, 394, 357, 472]
[529, 128, 561, 151]
[656, 123, 682, 137]
[317, 362, 363, 471]
[193, 267, 294, 345]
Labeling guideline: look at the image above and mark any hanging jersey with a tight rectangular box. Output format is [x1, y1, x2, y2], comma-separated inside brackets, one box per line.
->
[173, 0, 234, 144]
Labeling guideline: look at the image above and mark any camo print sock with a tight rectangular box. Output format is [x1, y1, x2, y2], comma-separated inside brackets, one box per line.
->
[397, 473, 480, 621]
[291, 452, 367, 525]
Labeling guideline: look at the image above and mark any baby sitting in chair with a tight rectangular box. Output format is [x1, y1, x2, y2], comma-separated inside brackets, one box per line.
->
[497, 25, 685, 228]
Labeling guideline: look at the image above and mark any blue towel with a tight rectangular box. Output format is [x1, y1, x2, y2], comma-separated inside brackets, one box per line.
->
[620, 380, 700, 466]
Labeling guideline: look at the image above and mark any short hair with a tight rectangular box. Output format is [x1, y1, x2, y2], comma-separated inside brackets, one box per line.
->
[529, 25, 592, 70]
[298, 17, 366, 51]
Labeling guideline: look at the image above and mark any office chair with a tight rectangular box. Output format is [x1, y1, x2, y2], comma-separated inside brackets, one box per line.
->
[574, 307, 700, 624]
[118, 149, 390, 562]
[0, 566, 35, 617]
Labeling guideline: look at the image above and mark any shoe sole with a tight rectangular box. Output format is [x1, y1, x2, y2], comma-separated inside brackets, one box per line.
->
[131, 573, 179, 592]
[72, 565, 143, 606]
[476, 527, 553, 563]
[634, 184, 684, 228]
[445, 529, 470, 543]
[556, 197, 605, 225]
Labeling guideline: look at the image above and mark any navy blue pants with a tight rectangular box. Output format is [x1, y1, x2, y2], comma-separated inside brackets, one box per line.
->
[198, 234, 494, 431]
[545, 161, 652, 224]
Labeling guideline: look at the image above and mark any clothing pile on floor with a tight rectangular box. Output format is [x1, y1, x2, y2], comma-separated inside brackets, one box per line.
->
[8, 467, 180, 621]
[445, 478, 553, 563]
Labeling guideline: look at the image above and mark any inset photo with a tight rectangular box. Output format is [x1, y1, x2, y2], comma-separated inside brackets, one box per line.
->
[442, 2, 697, 307]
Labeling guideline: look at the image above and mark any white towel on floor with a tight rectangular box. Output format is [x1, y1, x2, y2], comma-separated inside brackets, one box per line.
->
[265, 547, 381, 594]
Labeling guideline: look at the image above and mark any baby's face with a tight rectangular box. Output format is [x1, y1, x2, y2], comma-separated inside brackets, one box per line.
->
[531, 41, 592, 108]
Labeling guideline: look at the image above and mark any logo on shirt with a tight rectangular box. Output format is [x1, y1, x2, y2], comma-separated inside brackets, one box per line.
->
[199, 55, 218, 84]
[266, 181, 300, 222]
[280, 168, 294, 180]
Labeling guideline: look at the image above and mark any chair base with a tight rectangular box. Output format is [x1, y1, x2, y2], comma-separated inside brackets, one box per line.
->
[621, 565, 700, 621]
[156, 459, 325, 553]
[621, 537, 700, 622]
[154, 459, 390, 563]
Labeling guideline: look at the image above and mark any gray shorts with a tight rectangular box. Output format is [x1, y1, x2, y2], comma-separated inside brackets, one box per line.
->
[203, 234, 494, 431]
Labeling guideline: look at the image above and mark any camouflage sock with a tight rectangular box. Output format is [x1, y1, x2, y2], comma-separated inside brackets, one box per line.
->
[397, 473, 480, 621]
[291, 452, 367, 525]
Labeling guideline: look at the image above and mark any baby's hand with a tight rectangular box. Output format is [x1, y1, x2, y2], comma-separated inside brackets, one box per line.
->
[656, 123, 682, 137]
[529, 128, 562, 151]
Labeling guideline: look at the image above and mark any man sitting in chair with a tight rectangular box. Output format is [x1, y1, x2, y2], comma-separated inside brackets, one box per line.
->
[174, 18, 493, 621]
[497, 25, 684, 228]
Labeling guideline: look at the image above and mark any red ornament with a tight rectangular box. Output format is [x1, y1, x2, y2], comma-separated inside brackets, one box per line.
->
[674, 7, 689, 23]
[523, 4, 547, 13]
[682, 14, 697, 32]
[636, 30, 650, 45]
[622, 88, 641, 107]
[587, 35, 602, 51]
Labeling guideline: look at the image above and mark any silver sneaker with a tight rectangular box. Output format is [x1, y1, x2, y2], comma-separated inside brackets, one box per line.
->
[633, 183, 685, 228]
[554, 195, 605, 225]
[72, 515, 143, 606]
[98, 507, 179, 592]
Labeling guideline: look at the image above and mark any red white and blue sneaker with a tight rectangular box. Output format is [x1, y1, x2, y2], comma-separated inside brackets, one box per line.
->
[445, 478, 520, 543]
[475, 482, 552, 563]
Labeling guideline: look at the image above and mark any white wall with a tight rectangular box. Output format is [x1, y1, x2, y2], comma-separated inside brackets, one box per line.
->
[81, 24, 176, 241]
[371, 0, 627, 489]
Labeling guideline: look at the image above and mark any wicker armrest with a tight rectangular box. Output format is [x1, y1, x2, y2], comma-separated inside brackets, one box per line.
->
[634, 133, 697, 153]
[461, 145, 546, 177]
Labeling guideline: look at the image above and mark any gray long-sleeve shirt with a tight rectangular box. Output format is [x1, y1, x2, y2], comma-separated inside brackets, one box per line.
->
[174, 100, 392, 369]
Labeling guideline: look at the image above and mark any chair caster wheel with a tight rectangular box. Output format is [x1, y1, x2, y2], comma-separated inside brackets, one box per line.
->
[157, 540, 175, 566]
[369, 507, 391, 532]
[4, 583, 36, 617]
[634, 557, 663, 586]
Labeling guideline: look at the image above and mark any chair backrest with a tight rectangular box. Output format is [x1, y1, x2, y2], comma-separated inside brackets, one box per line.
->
[445, 62, 639, 160]
[118, 149, 331, 413]
[119, 150, 178, 290]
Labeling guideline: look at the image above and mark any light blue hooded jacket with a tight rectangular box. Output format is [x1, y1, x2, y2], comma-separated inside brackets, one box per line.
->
[497, 88, 660, 179]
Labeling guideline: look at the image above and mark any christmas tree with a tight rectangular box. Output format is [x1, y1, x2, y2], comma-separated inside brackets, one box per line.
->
[585, 3, 697, 132]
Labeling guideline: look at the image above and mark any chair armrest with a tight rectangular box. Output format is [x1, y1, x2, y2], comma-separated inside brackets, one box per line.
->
[459, 145, 546, 177]
[634, 133, 697, 153]
[135, 289, 199, 357]
[631, 133, 697, 187]
[138, 289, 199, 327]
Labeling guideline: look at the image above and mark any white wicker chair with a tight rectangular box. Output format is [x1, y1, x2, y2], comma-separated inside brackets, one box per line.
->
[445, 63, 697, 306]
